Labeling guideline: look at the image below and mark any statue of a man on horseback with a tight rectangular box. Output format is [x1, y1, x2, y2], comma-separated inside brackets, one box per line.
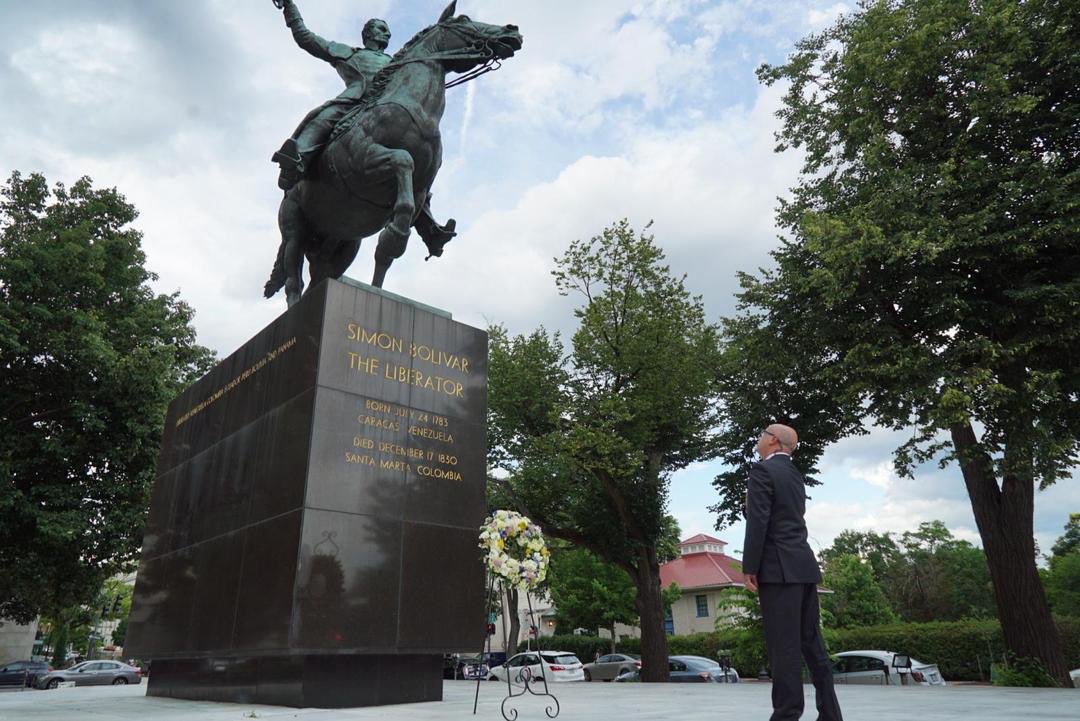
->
[270, 0, 457, 271]
[264, 0, 520, 306]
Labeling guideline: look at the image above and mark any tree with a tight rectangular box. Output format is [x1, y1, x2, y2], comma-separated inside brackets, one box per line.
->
[1051, 514, 1080, 558]
[818, 529, 901, 586]
[712, 0, 1079, 685]
[546, 547, 638, 651]
[1044, 553, 1080, 618]
[112, 615, 130, 648]
[820, 521, 995, 622]
[820, 554, 899, 628]
[1045, 514, 1080, 617]
[488, 220, 723, 681]
[0, 172, 214, 623]
[715, 585, 768, 675]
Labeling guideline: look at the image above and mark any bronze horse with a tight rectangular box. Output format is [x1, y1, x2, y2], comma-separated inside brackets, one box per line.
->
[264, 2, 522, 306]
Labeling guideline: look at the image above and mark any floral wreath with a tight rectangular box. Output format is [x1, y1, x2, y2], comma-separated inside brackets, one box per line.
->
[478, 510, 550, 590]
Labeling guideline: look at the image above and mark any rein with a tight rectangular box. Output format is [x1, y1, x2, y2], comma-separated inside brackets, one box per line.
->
[326, 21, 506, 145]
[375, 22, 505, 90]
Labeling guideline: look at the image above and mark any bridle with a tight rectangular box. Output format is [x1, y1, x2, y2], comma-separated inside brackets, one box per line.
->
[379, 19, 506, 90]
[325, 18, 511, 146]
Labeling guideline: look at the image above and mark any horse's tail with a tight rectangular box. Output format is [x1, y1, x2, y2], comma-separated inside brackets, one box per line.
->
[265, 193, 290, 298]
[264, 240, 286, 298]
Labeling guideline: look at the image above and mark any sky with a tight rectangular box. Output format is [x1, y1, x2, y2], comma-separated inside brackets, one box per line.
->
[1, 0, 1075, 560]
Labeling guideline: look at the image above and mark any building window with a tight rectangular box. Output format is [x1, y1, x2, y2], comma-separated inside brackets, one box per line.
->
[664, 607, 674, 635]
[695, 594, 709, 618]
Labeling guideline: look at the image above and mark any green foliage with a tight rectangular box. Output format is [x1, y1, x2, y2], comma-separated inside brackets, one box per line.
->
[821, 554, 899, 628]
[1045, 515, 1080, 617]
[546, 546, 639, 637]
[714, 587, 767, 674]
[889, 521, 996, 621]
[1045, 553, 1080, 617]
[557, 618, 1080, 683]
[112, 615, 129, 647]
[715, 586, 761, 632]
[714, 0, 1080, 512]
[992, 655, 1056, 688]
[0, 172, 215, 622]
[819, 522, 995, 623]
[100, 578, 133, 621]
[1051, 514, 1080, 558]
[818, 530, 900, 586]
[661, 582, 681, 612]
[825, 617, 1080, 684]
[488, 220, 724, 679]
[713, 0, 1079, 681]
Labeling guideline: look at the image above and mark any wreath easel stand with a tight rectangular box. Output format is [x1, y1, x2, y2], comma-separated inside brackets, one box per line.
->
[472, 511, 560, 720]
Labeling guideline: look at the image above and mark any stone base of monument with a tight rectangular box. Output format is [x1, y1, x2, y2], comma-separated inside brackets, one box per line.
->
[147, 654, 443, 707]
[124, 278, 487, 708]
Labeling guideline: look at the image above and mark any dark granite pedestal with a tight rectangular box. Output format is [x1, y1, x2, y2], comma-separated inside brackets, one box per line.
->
[124, 278, 487, 708]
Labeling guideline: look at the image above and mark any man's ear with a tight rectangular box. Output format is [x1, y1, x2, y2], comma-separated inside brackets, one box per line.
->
[439, 1, 457, 23]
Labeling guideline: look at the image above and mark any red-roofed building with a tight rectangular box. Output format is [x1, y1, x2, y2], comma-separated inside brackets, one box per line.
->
[660, 535, 748, 635]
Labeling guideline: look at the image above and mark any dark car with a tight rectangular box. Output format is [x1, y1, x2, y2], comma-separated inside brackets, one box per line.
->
[0, 660, 51, 688]
[453, 652, 507, 680]
[36, 660, 143, 689]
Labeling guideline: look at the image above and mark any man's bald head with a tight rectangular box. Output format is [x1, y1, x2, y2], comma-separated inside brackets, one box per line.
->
[767, 424, 798, 450]
[757, 423, 799, 459]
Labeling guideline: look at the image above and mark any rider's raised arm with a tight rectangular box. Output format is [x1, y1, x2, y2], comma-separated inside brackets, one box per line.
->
[281, 0, 347, 64]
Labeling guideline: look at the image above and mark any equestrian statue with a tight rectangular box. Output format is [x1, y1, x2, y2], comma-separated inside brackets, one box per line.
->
[264, 0, 522, 305]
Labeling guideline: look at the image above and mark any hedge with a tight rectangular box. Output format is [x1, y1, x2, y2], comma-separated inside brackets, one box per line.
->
[542, 617, 1080, 683]
[824, 617, 1080, 682]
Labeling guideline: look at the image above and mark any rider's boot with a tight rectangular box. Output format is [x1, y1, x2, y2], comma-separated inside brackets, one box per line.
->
[414, 204, 457, 259]
[272, 138, 306, 191]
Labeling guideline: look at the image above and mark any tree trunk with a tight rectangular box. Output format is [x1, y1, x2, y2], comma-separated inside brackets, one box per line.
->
[505, 585, 521, 656]
[632, 545, 670, 682]
[50, 622, 69, 669]
[951, 423, 1073, 687]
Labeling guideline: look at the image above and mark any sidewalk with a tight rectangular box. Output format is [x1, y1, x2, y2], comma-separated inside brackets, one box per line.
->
[1, 679, 1076, 721]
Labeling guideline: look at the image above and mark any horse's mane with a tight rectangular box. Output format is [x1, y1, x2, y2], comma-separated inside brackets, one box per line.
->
[358, 24, 436, 110]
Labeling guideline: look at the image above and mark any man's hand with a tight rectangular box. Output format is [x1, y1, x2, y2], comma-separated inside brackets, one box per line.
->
[745, 574, 759, 593]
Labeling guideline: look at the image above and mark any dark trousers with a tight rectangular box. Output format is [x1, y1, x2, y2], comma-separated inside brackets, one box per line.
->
[759, 583, 843, 721]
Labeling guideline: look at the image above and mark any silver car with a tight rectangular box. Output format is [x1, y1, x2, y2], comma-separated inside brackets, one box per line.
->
[582, 653, 640, 681]
[832, 650, 945, 686]
[36, 660, 143, 689]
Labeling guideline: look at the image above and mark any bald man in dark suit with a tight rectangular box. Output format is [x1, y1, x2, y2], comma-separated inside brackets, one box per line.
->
[742, 424, 843, 721]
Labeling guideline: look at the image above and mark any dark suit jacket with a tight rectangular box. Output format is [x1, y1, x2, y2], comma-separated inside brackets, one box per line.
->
[741, 454, 822, 584]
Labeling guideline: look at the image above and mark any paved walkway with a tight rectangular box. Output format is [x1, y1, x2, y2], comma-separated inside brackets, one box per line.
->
[1, 679, 1076, 721]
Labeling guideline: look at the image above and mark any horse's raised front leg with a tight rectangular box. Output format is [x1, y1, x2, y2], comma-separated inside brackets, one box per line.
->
[365, 144, 416, 288]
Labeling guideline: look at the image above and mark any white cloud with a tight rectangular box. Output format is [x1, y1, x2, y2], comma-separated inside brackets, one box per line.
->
[848, 461, 896, 491]
[393, 82, 800, 337]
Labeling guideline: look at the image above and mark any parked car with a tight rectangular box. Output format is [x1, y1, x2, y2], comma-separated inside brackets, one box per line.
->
[457, 652, 508, 680]
[36, 660, 143, 689]
[1069, 668, 1079, 686]
[614, 655, 740, 683]
[832, 651, 945, 686]
[583, 653, 640, 681]
[0, 660, 51, 688]
[489, 651, 585, 685]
